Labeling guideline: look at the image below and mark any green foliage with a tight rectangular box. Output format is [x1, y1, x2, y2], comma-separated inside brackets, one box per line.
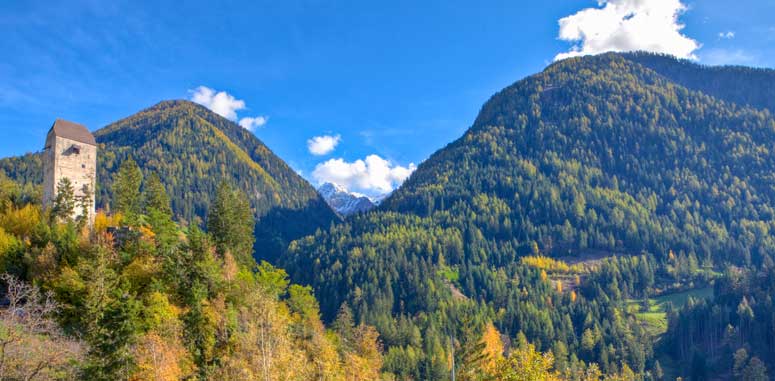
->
[664, 265, 775, 379]
[0, 100, 338, 261]
[207, 181, 255, 267]
[0, 170, 378, 380]
[113, 156, 143, 220]
[82, 285, 143, 380]
[143, 172, 172, 216]
[51, 177, 75, 222]
[281, 52, 775, 379]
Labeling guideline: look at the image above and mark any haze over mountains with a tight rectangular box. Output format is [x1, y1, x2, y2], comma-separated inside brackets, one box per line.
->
[4, 52, 775, 379]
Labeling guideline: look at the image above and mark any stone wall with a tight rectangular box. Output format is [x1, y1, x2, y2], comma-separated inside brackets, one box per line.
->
[43, 134, 97, 223]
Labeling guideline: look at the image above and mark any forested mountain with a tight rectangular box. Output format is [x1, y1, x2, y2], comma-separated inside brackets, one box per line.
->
[0, 100, 338, 258]
[283, 53, 775, 380]
[622, 52, 775, 113]
[4, 52, 775, 380]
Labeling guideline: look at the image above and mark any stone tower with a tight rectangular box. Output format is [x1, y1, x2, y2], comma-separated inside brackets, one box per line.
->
[42, 119, 97, 223]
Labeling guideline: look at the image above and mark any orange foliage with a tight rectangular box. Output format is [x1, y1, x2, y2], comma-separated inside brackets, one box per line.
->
[132, 332, 193, 381]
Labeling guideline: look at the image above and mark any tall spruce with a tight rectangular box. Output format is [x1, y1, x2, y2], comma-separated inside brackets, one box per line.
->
[51, 177, 75, 222]
[143, 172, 172, 217]
[113, 156, 143, 219]
[207, 181, 255, 266]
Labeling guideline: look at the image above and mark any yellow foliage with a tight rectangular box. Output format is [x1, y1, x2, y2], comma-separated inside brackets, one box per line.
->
[122, 255, 158, 292]
[343, 324, 383, 381]
[481, 322, 505, 373]
[521, 255, 578, 274]
[138, 225, 156, 239]
[144, 292, 181, 333]
[132, 332, 193, 381]
[570, 290, 577, 303]
[556, 281, 563, 293]
[0, 204, 41, 237]
[492, 343, 561, 381]
[93, 211, 122, 233]
[0, 227, 20, 256]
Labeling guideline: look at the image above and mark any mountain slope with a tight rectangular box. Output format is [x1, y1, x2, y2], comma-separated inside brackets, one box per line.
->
[621, 51, 775, 113]
[382, 52, 775, 260]
[317, 182, 375, 216]
[285, 53, 775, 378]
[1, 100, 338, 257]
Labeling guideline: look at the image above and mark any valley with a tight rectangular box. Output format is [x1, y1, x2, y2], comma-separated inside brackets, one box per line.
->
[3, 52, 775, 380]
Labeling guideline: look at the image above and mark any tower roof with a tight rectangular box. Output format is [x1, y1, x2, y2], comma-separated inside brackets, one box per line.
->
[48, 119, 96, 146]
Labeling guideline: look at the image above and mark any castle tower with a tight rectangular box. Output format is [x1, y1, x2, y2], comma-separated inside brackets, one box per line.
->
[42, 119, 97, 224]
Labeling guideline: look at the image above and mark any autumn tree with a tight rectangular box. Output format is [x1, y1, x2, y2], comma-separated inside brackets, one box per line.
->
[0, 274, 83, 380]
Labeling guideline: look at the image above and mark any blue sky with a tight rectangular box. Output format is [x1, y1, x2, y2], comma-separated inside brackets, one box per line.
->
[2, 0, 774, 196]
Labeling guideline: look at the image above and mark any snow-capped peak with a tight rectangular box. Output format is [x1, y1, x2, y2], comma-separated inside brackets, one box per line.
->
[317, 182, 376, 216]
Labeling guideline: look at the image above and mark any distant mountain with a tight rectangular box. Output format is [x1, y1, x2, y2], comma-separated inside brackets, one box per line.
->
[0, 100, 338, 259]
[317, 182, 375, 216]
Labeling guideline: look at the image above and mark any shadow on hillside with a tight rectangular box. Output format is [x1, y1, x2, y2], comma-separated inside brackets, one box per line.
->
[253, 199, 340, 264]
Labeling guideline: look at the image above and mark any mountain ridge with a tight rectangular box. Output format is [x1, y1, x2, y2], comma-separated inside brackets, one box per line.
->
[0, 99, 338, 258]
[285, 52, 775, 378]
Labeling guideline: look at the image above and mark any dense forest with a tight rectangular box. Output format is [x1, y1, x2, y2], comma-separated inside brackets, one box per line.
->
[0, 163, 385, 380]
[284, 53, 775, 380]
[0, 100, 338, 259]
[4, 52, 775, 380]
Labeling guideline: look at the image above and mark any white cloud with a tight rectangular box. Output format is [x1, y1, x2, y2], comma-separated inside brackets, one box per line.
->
[190, 86, 245, 120]
[555, 0, 700, 61]
[239, 116, 268, 131]
[312, 154, 416, 195]
[718, 31, 735, 39]
[307, 135, 341, 155]
[190, 85, 267, 131]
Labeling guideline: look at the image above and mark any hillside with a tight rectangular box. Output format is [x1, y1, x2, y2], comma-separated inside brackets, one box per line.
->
[0, 100, 338, 258]
[284, 53, 775, 379]
[382, 52, 775, 261]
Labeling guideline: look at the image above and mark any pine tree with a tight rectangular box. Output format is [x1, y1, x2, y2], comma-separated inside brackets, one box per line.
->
[51, 177, 75, 222]
[143, 172, 177, 251]
[143, 172, 172, 216]
[76, 183, 92, 229]
[113, 156, 143, 219]
[207, 182, 255, 266]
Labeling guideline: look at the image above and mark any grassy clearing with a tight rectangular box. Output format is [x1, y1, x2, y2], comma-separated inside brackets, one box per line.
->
[626, 287, 714, 336]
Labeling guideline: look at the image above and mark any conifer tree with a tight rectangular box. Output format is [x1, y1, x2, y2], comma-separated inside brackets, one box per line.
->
[113, 156, 143, 219]
[51, 177, 75, 222]
[207, 181, 255, 266]
[143, 172, 172, 216]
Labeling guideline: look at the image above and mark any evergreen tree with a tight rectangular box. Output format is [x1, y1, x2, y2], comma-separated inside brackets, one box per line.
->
[76, 183, 92, 228]
[113, 156, 143, 219]
[83, 286, 142, 381]
[143, 172, 172, 216]
[207, 181, 255, 266]
[51, 177, 75, 222]
[143, 172, 177, 251]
